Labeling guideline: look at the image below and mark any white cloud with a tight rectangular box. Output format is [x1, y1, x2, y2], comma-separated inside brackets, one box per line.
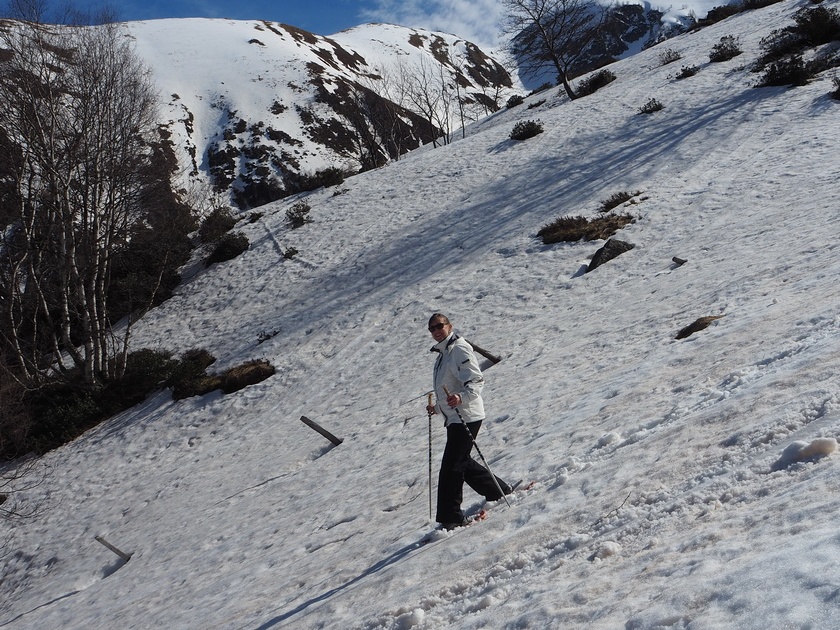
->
[361, 0, 506, 50]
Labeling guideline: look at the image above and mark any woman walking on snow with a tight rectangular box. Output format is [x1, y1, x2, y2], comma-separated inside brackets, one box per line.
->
[426, 313, 513, 529]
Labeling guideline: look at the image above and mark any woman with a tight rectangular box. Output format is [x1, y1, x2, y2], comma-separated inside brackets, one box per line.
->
[426, 313, 512, 529]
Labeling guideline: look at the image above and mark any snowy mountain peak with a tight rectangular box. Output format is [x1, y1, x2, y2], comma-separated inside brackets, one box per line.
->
[126, 19, 521, 208]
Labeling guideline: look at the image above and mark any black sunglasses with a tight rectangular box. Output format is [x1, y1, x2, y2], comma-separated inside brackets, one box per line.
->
[429, 322, 447, 332]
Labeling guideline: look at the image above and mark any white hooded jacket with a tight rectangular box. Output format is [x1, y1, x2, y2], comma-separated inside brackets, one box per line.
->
[431, 333, 485, 426]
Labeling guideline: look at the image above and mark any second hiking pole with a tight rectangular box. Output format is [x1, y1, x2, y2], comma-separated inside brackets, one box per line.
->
[427, 392, 434, 520]
[442, 386, 510, 507]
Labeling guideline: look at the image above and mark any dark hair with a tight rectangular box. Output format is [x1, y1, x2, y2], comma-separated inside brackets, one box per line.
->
[428, 313, 450, 326]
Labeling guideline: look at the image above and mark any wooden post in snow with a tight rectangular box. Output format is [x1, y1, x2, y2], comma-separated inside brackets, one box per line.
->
[300, 416, 343, 446]
[95, 536, 133, 562]
[466, 340, 501, 365]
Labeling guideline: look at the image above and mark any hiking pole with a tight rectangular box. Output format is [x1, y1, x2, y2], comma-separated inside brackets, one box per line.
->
[427, 392, 434, 520]
[443, 386, 510, 507]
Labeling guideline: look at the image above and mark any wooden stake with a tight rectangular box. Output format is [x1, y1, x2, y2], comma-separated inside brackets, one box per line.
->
[95, 536, 133, 562]
[466, 340, 501, 365]
[299, 416, 343, 446]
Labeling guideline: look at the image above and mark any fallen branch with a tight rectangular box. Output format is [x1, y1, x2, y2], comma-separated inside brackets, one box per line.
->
[590, 492, 631, 531]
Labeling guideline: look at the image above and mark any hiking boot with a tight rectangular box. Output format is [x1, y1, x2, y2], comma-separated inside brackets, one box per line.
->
[439, 519, 467, 531]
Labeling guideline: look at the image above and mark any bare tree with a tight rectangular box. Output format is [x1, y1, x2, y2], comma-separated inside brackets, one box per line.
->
[2, 0, 49, 22]
[502, 0, 606, 99]
[399, 55, 458, 147]
[0, 458, 47, 521]
[1, 0, 85, 25]
[0, 19, 159, 386]
[355, 68, 417, 163]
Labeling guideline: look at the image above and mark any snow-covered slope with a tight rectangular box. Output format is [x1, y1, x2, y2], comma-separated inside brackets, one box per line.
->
[126, 19, 520, 208]
[3, 0, 840, 627]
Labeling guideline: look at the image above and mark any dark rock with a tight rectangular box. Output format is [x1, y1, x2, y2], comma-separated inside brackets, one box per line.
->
[587, 238, 635, 272]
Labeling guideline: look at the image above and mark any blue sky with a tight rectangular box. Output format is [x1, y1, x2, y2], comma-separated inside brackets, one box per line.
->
[105, 0, 369, 35]
[60, 0, 507, 48]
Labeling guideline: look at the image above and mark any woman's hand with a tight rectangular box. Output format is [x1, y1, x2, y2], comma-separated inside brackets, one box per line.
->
[446, 392, 462, 408]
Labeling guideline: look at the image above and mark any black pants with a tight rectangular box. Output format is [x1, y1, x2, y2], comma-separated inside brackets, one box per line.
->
[435, 420, 511, 524]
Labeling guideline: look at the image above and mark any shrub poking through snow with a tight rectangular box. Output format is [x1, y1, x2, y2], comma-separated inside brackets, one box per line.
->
[538, 214, 635, 244]
[506, 94, 525, 108]
[204, 232, 249, 267]
[793, 5, 840, 46]
[510, 120, 544, 141]
[221, 360, 276, 394]
[701, 3, 742, 25]
[709, 36, 742, 62]
[675, 65, 700, 80]
[199, 206, 238, 244]
[576, 69, 616, 96]
[638, 98, 664, 114]
[600, 191, 642, 212]
[5, 348, 233, 455]
[659, 49, 682, 65]
[169, 349, 217, 400]
[756, 55, 811, 87]
[286, 201, 312, 229]
[170, 352, 275, 400]
[753, 6, 840, 87]
[306, 166, 346, 189]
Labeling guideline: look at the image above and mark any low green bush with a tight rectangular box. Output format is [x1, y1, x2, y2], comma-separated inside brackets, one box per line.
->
[576, 69, 617, 96]
[286, 201, 312, 229]
[756, 55, 811, 87]
[638, 98, 664, 114]
[659, 49, 683, 66]
[199, 207, 237, 243]
[675, 65, 700, 80]
[0, 348, 276, 457]
[510, 120, 544, 141]
[703, 4, 741, 25]
[754, 6, 840, 87]
[7, 349, 181, 456]
[794, 5, 840, 46]
[709, 36, 742, 62]
[205, 232, 249, 267]
[168, 349, 217, 400]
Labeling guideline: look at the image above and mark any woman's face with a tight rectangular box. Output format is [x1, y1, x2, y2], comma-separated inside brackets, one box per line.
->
[429, 317, 452, 343]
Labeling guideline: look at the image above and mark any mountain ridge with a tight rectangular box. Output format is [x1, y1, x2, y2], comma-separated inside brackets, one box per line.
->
[126, 18, 523, 208]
